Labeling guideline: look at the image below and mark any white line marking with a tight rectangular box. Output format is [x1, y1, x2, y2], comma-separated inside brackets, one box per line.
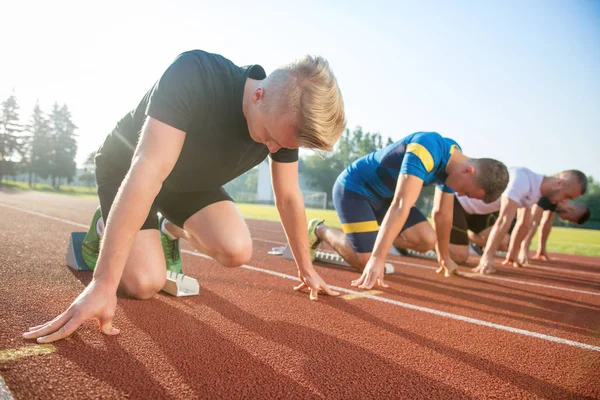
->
[249, 226, 284, 234]
[386, 259, 600, 297]
[0, 203, 88, 229]
[181, 249, 600, 353]
[522, 264, 600, 278]
[2, 203, 598, 297]
[0, 375, 14, 400]
[0, 201, 598, 353]
[252, 237, 288, 245]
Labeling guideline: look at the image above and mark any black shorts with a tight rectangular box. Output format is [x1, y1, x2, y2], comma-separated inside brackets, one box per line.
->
[450, 197, 497, 245]
[332, 179, 427, 253]
[95, 155, 233, 230]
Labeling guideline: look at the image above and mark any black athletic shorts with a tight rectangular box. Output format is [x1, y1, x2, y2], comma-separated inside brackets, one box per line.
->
[450, 197, 498, 245]
[95, 154, 233, 230]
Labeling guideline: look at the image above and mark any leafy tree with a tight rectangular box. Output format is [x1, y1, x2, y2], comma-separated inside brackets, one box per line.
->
[78, 151, 97, 186]
[300, 126, 393, 203]
[49, 103, 78, 189]
[576, 176, 600, 229]
[22, 102, 53, 186]
[0, 94, 23, 183]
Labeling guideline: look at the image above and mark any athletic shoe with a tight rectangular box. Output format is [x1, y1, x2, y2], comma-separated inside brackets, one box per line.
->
[470, 243, 484, 256]
[159, 215, 183, 274]
[81, 206, 103, 270]
[307, 219, 324, 262]
[394, 246, 410, 256]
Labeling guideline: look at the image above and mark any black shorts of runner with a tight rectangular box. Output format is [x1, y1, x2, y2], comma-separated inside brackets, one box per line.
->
[450, 197, 498, 245]
[95, 154, 233, 230]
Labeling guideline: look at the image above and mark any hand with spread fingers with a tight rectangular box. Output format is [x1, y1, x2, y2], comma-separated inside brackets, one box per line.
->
[23, 280, 119, 343]
[294, 269, 340, 301]
[517, 249, 530, 266]
[533, 249, 551, 261]
[436, 257, 458, 277]
[351, 258, 389, 290]
[502, 255, 522, 268]
[473, 254, 496, 274]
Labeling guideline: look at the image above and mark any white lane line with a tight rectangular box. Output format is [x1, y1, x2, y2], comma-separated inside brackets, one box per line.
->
[386, 259, 600, 297]
[249, 226, 284, 234]
[0, 375, 14, 400]
[522, 264, 600, 278]
[181, 249, 600, 353]
[0, 203, 88, 229]
[2, 203, 598, 298]
[0, 201, 597, 353]
[252, 238, 600, 297]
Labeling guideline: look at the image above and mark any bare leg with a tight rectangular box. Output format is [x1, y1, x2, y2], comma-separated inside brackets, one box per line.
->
[119, 229, 167, 299]
[468, 227, 509, 251]
[165, 201, 252, 268]
[315, 223, 371, 271]
[392, 221, 436, 253]
[449, 244, 469, 264]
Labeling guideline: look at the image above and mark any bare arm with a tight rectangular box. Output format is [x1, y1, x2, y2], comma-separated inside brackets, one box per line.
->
[519, 204, 543, 254]
[23, 117, 185, 343]
[505, 206, 532, 266]
[432, 188, 455, 272]
[270, 159, 339, 300]
[352, 174, 423, 289]
[534, 210, 554, 259]
[95, 117, 186, 286]
[372, 174, 424, 260]
[478, 196, 519, 267]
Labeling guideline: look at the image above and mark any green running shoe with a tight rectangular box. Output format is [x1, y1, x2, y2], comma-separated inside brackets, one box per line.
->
[81, 206, 103, 270]
[159, 215, 183, 274]
[307, 218, 324, 262]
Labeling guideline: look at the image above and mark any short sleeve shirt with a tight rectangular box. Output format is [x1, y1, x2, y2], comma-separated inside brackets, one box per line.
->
[97, 50, 298, 192]
[338, 132, 461, 200]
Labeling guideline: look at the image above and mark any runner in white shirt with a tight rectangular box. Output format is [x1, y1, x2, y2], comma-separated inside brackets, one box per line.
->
[470, 168, 587, 274]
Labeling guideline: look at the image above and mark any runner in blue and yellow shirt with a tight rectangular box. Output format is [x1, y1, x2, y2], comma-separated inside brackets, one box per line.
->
[307, 131, 509, 289]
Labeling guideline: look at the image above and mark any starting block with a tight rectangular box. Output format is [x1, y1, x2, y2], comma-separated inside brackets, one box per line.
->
[66, 231, 200, 297]
[161, 271, 200, 297]
[401, 248, 438, 260]
[66, 232, 91, 270]
[278, 245, 395, 274]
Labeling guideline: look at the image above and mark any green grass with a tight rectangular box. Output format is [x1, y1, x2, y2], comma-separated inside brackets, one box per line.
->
[3, 180, 599, 257]
[238, 203, 600, 257]
[237, 203, 342, 228]
[529, 226, 600, 257]
[0, 180, 97, 198]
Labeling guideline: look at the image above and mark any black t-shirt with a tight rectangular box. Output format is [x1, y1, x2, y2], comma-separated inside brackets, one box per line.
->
[97, 50, 298, 192]
[537, 196, 557, 212]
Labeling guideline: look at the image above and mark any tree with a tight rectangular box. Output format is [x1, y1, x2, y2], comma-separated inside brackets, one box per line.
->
[78, 151, 97, 187]
[0, 94, 23, 183]
[49, 103, 78, 189]
[23, 102, 52, 187]
[576, 175, 600, 229]
[300, 126, 393, 203]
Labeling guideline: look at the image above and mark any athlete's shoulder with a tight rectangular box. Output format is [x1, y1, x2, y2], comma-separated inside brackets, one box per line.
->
[175, 49, 233, 63]
[443, 136, 462, 151]
[408, 131, 443, 144]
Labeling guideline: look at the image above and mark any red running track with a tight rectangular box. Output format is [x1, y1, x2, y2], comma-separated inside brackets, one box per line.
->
[0, 189, 599, 399]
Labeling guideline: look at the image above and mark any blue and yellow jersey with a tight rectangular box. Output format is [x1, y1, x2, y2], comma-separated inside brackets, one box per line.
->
[338, 132, 461, 200]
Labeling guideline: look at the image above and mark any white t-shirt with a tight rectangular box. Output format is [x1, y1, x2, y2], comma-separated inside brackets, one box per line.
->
[457, 167, 545, 215]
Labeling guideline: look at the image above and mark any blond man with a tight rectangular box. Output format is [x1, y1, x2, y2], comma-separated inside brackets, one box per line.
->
[24, 50, 346, 343]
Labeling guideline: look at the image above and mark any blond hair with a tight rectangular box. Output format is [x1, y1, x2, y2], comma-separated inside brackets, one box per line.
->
[260, 55, 346, 151]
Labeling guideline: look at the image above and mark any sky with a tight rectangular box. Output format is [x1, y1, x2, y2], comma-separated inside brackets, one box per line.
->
[1, 0, 599, 178]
